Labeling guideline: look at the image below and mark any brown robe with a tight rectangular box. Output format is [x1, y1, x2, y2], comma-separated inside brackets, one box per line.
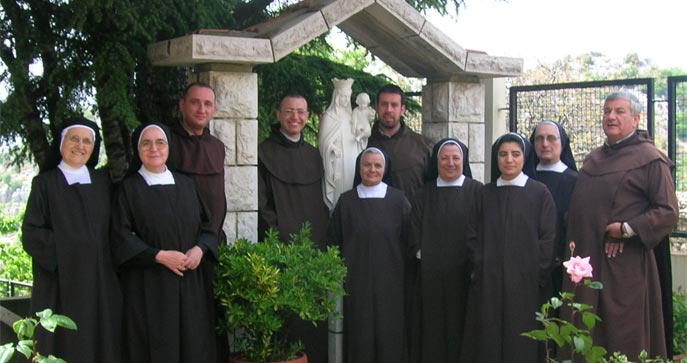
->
[564, 132, 678, 360]
[257, 125, 330, 362]
[366, 120, 431, 198]
[170, 124, 226, 242]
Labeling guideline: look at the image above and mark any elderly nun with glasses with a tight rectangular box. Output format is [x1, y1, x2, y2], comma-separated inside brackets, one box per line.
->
[529, 120, 578, 298]
[22, 116, 122, 362]
[111, 122, 218, 363]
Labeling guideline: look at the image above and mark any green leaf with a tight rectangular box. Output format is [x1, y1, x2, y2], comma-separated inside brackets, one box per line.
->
[16, 340, 33, 359]
[42, 355, 68, 363]
[40, 316, 59, 333]
[573, 336, 586, 352]
[0, 343, 15, 363]
[35, 309, 53, 319]
[582, 311, 601, 330]
[53, 315, 77, 331]
[522, 330, 548, 341]
[588, 281, 603, 290]
[551, 297, 563, 309]
[13, 319, 36, 340]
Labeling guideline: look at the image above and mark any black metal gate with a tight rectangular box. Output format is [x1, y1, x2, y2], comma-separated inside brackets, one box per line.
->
[668, 76, 687, 237]
[509, 78, 654, 170]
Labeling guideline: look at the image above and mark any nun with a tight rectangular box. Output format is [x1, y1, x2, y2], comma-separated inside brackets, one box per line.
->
[22, 117, 122, 362]
[328, 147, 412, 363]
[529, 120, 578, 297]
[408, 138, 483, 363]
[466, 132, 557, 363]
[111, 122, 218, 363]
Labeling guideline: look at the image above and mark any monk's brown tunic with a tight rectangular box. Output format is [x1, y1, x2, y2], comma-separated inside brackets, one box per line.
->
[564, 132, 678, 360]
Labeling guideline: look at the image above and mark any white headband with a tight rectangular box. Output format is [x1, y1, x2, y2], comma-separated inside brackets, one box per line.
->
[360, 147, 386, 167]
[138, 125, 168, 148]
[535, 120, 561, 139]
[60, 125, 96, 151]
[438, 140, 462, 158]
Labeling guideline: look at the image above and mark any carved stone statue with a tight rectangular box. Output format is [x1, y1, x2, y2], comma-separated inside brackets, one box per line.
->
[318, 78, 358, 211]
[352, 92, 374, 151]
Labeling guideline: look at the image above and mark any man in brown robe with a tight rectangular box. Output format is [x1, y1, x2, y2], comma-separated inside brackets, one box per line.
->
[257, 93, 330, 362]
[565, 91, 678, 360]
[366, 84, 431, 198]
[172, 82, 226, 242]
[171, 82, 227, 362]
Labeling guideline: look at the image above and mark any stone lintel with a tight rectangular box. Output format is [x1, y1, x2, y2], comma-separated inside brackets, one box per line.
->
[464, 51, 523, 77]
[148, 34, 273, 67]
[321, 0, 375, 28]
[271, 12, 330, 61]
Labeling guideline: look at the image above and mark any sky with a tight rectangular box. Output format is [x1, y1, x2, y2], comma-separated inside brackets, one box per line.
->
[425, 0, 687, 71]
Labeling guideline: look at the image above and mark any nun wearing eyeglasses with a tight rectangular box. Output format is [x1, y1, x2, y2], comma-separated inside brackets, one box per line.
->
[529, 120, 578, 298]
[22, 117, 122, 362]
[111, 122, 218, 363]
[407, 138, 483, 363]
[327, 147, 412, 363]
[463, 132, 556, 363]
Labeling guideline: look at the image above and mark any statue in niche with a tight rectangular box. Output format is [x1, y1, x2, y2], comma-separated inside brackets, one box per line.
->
[318, 78, 358, 211]
[351, 92, 374, 151]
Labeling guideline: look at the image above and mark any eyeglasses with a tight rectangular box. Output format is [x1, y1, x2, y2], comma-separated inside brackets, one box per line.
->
[280, 108, 309, 117]
[140, 139, 168, 151]
[534, 135, 560, 144]
[66, 135, 94, 146]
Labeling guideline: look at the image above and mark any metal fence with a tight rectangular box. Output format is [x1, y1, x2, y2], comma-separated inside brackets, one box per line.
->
[668, 76, 687, 238]
[509, 77, 687, 240]
[0, 279, 32, 298]
[509, 78, 654, 170]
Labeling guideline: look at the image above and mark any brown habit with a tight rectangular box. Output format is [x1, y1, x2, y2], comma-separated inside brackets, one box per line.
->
[257, 125, 330, 362]
[564, 132, 678, 360]
[367, 120, 431, 198]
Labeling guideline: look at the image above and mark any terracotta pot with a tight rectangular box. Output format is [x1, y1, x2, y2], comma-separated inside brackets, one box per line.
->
[229, 352, 307, 363]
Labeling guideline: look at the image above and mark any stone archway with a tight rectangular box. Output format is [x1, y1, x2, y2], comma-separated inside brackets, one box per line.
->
[148, 0, 522, 243]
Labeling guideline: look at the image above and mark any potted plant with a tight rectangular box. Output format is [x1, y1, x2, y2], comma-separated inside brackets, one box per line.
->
[214, 223, 346, 363]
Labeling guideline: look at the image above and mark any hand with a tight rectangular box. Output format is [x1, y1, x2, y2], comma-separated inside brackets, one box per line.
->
[604, 241, 624, 258]
[605, 222, 623, 239]
[183, 246, 203, 270]
[155, 250, 188, 276]
[604, 222, 624, 258]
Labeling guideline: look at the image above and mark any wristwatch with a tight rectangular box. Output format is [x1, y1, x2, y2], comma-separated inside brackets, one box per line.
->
[621, 222, 631, 238]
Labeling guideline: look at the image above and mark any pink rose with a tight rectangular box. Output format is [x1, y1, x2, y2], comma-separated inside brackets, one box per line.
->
[563, 256, 593, 283]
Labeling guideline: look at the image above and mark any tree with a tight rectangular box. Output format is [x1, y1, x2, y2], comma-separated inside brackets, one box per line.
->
[1, 0, 460, 181]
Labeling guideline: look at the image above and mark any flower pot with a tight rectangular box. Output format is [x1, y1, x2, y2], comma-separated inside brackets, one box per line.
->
[228, 352, 307, 363]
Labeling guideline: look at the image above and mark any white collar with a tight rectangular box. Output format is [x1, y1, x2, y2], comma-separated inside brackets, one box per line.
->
[138, 166, 175, 186]
[356, 182, 388, 198]
[536, 160, 568, 173]
[497, 172, 528, 187]
[58, 161, 91, 185]
[437, 174, 465, 187]
[607, 131, 636, 145]
[280, 130, 301, 143]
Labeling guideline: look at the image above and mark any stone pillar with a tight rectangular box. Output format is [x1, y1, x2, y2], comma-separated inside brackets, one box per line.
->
[190, 65, 259, 244]
[422, 77, 486, 182]
[484, 77, 509, 183]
